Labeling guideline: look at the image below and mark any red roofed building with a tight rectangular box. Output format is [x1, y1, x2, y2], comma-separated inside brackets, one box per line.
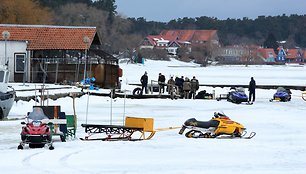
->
[0, 24, 120, 88]
[0, 25, 99, 50]
[303, 50, 306, 61]
[140, 30, 219, 55]
[285, 48, 303, 63]
[256, 48, 276, 62]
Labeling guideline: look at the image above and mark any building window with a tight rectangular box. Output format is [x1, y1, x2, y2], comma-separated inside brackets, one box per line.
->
[15, 53, 26, 73]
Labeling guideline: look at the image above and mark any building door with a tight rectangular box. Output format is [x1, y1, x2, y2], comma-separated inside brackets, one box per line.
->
[14, 53, 26, 82]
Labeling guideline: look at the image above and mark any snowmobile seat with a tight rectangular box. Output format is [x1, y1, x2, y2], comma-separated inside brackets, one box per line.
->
[184, 118, 219, 129]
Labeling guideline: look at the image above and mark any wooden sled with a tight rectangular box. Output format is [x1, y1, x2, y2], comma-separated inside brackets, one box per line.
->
[81, 117, 155, 141]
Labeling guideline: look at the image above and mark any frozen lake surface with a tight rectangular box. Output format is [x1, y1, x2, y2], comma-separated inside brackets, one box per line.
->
[1, 59, 306, 174]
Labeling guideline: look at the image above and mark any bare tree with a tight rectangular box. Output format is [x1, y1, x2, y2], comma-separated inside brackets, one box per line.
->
[0, 0, 52, 24]
[53, 3, 108, 27]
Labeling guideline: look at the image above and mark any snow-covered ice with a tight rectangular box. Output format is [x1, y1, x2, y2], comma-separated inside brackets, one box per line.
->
[0, 59, 306, 174]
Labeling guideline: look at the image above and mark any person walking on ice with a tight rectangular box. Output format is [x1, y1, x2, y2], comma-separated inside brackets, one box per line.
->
[248, 77, 256, 103]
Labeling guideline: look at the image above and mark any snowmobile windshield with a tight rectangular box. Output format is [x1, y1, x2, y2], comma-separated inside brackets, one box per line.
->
[28, 108, 49, 121]
[214, 112, 229, 119]
[236, 87, 245, 93]
[276, 87, 286, 92]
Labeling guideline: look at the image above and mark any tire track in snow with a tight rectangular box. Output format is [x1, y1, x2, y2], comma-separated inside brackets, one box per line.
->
[59, 149, 100, 174]
[22, 151, 52, 174]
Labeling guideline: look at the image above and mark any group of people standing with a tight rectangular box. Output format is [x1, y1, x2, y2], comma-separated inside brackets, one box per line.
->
[173, 76, 200, 99]
[140, 72, 200, 99]
[141, 71, 256, 102]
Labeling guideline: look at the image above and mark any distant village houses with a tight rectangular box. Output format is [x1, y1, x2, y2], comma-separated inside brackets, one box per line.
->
[139, 29, 305, 65]
[214, 46, 305, 64]
[140, 30, 220, 55]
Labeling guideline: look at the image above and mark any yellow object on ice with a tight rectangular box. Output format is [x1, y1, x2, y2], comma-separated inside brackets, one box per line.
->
[125, 117, 155, 139]
[213, 117, 245, 135]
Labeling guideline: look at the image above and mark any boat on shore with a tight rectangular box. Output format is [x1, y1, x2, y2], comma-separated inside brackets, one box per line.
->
[0, 65, 15, 120]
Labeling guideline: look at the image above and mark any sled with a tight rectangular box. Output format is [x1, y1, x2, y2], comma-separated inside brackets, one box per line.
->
[81, 117, 156, 141]
[216, 94, 228, 101]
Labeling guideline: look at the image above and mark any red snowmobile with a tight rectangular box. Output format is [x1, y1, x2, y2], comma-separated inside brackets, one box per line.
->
[18, 107, 54, 150]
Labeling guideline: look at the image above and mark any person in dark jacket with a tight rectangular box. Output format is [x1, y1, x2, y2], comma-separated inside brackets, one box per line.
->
[158, 73, 166, 94]
[175, 76, 184, 95]
[140, 71, 148, 95]
[190, 76, 199, 99]
[248, 77, 256, 102]
[183, 77, 191, 99]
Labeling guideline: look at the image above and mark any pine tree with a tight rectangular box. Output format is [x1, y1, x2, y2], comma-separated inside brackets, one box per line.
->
[264, 33, 279, 54]
[92, 0, 117, 24]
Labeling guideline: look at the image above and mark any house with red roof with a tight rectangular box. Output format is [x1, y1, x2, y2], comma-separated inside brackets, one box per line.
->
[303, 50, 306, 62]
[0, 24, 120, 87]
[285, 48, 303, 63]
[140, 30, 219, 55]
[275, 47, 304, 63]
[256, 48, 276, 63]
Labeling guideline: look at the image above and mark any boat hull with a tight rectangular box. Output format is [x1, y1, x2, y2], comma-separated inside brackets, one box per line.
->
[0, 90, 15, 120]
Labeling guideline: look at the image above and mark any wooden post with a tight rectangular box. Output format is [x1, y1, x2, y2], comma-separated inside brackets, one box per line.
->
[55, 61, 59, 84]
[69, 92, 77, 128]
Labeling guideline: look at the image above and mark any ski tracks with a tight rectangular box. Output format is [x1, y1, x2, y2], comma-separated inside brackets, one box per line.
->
[22, 151, 53, 174]
[59, 149, 100, 174]
[21, 149, 98, 174]
[22, 151, 43, 166]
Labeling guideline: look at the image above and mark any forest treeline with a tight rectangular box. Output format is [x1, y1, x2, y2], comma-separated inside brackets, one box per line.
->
[1, 0, 306, 53]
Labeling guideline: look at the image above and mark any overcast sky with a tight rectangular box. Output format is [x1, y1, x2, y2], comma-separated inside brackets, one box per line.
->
[115, 0, 306, 22]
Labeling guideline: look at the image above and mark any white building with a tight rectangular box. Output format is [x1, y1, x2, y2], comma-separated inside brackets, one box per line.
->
[0, 40, 29, 82]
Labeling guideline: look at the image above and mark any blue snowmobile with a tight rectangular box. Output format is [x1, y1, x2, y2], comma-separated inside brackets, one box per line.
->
[227, 87, 249, 104]
[270, 87, 291, 102]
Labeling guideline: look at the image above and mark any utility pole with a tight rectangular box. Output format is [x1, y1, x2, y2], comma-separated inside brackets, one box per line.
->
[83, 36, 91, 81]
[2, 31, 10, 66]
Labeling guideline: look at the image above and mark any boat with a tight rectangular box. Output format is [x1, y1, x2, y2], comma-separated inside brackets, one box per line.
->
[0, 65, 15, 120]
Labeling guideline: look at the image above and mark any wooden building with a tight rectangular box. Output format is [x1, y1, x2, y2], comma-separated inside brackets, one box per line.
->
[0, 24, 120, 88]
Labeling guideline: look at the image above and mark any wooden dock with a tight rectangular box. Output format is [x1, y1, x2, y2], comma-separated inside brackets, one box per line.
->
[129, 83, 306, 91]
